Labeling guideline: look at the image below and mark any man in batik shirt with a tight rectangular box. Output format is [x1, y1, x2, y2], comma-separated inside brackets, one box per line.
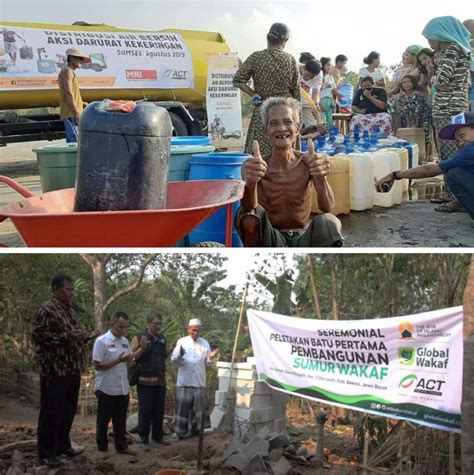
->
[32, 275, 99, 468]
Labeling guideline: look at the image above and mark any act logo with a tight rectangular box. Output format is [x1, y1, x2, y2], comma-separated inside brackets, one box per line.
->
[399, 374, 418, 389]
[398, 347, 415, 366]
[399, 321, 414, 339]
[161, 69, 187, 80]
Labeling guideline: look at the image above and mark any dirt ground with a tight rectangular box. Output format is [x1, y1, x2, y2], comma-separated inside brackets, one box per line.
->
[0, 140, 473, 248]
[0, 393, 361, 474]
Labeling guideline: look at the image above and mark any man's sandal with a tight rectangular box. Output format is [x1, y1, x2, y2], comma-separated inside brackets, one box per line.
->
[434, 201, 466, 213]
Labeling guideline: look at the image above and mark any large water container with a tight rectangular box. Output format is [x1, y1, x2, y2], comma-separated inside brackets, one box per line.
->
[74, 101, 172, 212]
[169, 144, 215, 181]
[188, 152, 249, 246]
[311, 154, 350, 215]
[347, 153, 374, 210]
[336, 81, 354, 112]
[382, 147, 409, 192]
[373, 150, 402, 207]
[396, 128, 425, 163]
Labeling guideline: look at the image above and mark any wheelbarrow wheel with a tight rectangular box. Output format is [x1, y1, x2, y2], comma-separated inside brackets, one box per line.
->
[191, 241, 225, 248]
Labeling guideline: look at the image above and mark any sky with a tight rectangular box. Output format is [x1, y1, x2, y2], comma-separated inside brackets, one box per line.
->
[1, 0, 472, 73]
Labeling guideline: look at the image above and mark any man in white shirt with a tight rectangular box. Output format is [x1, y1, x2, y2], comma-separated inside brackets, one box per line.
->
[171, 318, 219, 439]
[93, 311, 148, 454]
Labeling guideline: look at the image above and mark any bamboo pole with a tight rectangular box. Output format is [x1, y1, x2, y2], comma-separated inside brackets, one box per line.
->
[224, 283, 249, 433]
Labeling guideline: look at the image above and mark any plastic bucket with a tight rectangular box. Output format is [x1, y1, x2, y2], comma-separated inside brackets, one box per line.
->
[33, 143, 78, 193]
[188, 152, 249, 246]
[169, 144, 215, 182]
[171, 135, 211, 146]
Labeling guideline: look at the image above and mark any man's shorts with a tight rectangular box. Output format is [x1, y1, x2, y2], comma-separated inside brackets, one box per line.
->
[234, 205, 344, 247]
[4, 42, 17, 55]
[63, 117, 79, 143]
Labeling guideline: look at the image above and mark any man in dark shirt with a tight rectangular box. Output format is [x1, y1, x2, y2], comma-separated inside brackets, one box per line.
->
[130, 313, 170, 450]
[377, 111, 474, 223]
[352, 76, 388, 115]
[32, 275, 99, 468]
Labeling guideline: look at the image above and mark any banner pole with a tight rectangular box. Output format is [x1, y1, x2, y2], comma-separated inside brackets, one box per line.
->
[449, 432, 455, 475]
[224, 282, 249, 433]
[362, 417, 370, 475]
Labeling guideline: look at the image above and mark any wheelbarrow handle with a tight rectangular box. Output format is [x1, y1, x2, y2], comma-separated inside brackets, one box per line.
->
[0, 175, 35, 198]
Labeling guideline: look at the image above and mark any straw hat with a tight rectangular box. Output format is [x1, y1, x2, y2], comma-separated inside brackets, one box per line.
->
[65, 48, 91, 63]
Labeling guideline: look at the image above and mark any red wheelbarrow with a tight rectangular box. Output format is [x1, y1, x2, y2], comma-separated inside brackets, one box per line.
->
[0, 176, 245, 247]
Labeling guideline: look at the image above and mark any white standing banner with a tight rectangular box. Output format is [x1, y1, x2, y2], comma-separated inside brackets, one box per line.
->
[0, 25, 194, 90]
[206, 53, 242, 141]
[247, 307, 463, 432]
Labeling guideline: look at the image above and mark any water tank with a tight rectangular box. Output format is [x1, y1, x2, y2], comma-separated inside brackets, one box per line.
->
[74, 101, 172, 212]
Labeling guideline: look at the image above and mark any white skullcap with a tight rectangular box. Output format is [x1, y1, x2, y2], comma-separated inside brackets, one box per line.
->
[188, 318, 202, 327]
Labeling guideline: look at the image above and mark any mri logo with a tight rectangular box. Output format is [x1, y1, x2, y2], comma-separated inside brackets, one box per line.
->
[398, 347, 415, 365]
[399, 321, 414, 339]
[399, 374, 418, 389]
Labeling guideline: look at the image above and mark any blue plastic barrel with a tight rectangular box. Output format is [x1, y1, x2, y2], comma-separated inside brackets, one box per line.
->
[169, 144, 215, 181]
[171, 136, 211, 146]
[188, 152, 249, 246]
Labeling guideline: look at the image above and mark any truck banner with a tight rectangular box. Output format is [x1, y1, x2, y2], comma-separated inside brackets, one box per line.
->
[247, 307, 463, 432]
[0, 24, 194, 90]
[206, 53, 242, 142]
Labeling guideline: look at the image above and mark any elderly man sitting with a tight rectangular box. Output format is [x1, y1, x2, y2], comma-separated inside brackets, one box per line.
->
[235, 96, 343, 247]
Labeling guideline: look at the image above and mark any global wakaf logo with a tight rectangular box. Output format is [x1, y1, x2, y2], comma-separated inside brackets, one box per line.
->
[398, 347, 415, 366]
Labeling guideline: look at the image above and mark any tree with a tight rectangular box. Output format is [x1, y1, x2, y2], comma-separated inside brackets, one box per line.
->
[462, 255, 474, 474]
[80, 254, 158, 331]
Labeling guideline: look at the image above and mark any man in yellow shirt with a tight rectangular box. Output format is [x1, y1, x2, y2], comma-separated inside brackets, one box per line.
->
[58, 48, 90, 142]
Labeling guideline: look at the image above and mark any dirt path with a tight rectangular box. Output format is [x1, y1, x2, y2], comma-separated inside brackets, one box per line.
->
[0, 393, 360, 474]
[1, 140, 472, 248]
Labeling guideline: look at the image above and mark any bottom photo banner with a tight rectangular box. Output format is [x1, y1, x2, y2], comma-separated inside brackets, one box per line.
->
[247, 307, 463, 432]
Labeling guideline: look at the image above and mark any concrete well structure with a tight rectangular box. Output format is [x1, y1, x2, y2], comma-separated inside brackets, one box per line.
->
[210, 359, 289, 436]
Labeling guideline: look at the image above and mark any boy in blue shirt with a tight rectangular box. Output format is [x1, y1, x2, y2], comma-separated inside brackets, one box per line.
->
[377, 111, 474, 221]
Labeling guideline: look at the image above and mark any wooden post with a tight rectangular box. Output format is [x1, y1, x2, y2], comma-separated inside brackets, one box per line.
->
[224, 283, 249, 433]
[362, 417, 370, 475]
[449, 432, 455, 475]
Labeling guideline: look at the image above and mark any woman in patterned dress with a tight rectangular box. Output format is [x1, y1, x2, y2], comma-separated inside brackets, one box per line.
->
[233, 23, 300, 156]
[397, 74, 431, 160]
[422, 16, 471, 211]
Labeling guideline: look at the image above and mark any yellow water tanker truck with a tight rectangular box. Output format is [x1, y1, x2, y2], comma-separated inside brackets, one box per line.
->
[0, 21, 231, 144]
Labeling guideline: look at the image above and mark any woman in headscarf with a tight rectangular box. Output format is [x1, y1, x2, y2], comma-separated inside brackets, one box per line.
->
[422, 16, 471, 212]
[233, 23, 300, 156]
[390, 45, 423, 96]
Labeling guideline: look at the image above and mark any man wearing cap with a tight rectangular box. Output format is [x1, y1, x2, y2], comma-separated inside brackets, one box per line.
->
[58, 48, 91, 143]
[170, 319, 219, 439]
[376, 111, 474, 223]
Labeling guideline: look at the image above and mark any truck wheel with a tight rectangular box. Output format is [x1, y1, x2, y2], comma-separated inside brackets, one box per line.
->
[191, 241, 225, 248]
[169, 112, 188, 136]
